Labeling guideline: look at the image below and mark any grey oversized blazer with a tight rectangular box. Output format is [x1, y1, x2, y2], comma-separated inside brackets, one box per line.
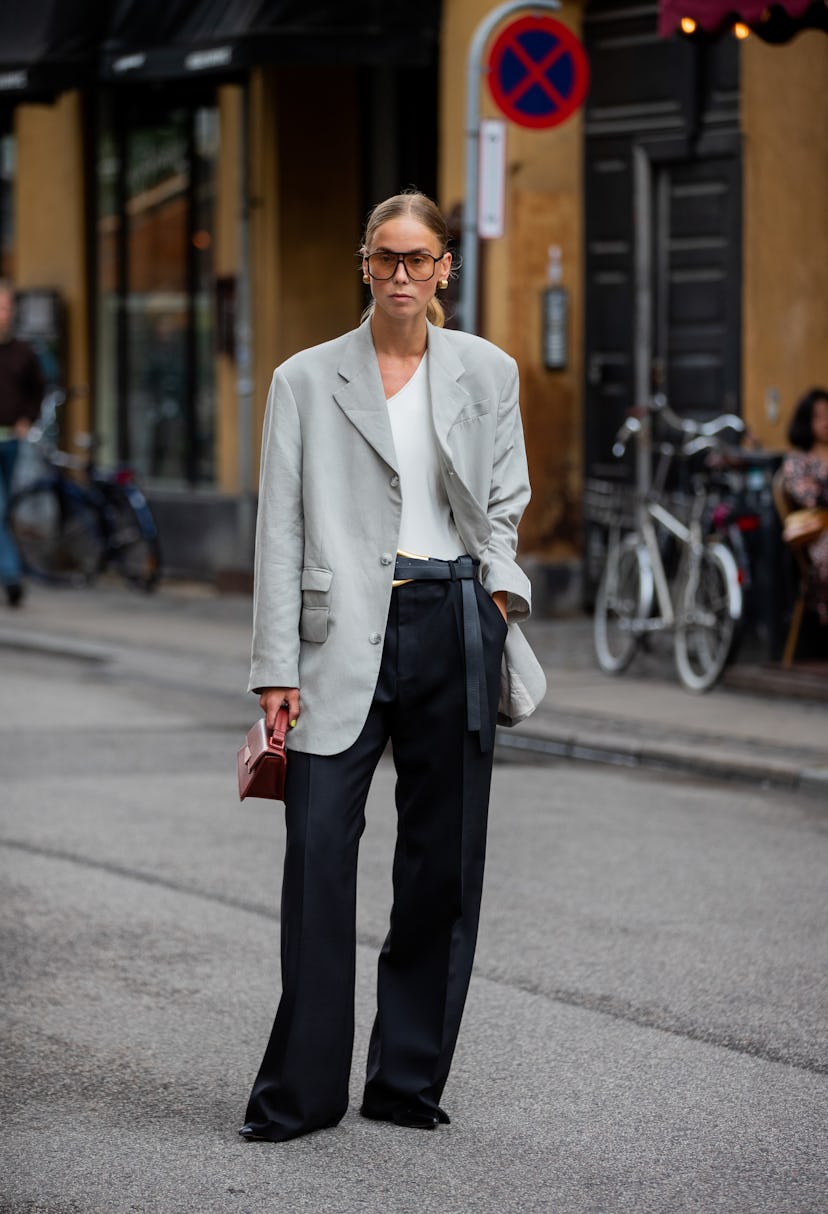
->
[249, 319, 546, 755]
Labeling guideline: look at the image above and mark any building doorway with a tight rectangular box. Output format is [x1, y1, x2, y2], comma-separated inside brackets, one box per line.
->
[582, 1, 741, 591]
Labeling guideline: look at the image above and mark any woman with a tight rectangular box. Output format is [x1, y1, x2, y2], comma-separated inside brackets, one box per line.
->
[782, 386, 828, 626]
[240, 192, 545, 1144]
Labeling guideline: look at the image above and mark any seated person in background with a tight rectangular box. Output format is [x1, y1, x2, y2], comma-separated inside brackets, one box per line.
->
[782, 386, 828, 627]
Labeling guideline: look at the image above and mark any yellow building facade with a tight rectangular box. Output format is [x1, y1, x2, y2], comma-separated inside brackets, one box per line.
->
[4, 2, 827, 591]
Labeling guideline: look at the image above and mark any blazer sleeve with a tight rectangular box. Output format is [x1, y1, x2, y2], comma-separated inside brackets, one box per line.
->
[484, 359, 532, 621]
[248, 369, 304, 692]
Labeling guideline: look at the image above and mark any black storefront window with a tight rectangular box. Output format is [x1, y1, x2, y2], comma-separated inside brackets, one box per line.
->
[96, 90, 217, 486]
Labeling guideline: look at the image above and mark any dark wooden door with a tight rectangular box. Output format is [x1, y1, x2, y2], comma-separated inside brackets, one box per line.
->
[650, 154, 741, 420]
[581, 0, 741, 594]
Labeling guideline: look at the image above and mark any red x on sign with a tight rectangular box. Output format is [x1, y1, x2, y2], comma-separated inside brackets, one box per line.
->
[487, 15, 590, 130]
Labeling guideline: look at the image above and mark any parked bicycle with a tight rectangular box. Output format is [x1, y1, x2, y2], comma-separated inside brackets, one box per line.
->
[592, 393, 745, 692]
[9, 389, 161, 590]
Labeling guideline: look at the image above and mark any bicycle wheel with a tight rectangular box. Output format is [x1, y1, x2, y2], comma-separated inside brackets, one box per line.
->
[674, 542, 741, 692]
[100, 483, 161, 591]
[10, 480, 105, 585]
[594, 535, 648, 674]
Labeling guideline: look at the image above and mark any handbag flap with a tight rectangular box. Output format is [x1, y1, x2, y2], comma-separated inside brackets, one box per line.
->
[237, 704, 290, 801]
[243, 708, 289, 772]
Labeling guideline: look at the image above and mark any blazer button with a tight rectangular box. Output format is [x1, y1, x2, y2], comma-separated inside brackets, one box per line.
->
[380, 553, 393, 566]
[369, 632, 382, 645]
[390, 474, 400, 488]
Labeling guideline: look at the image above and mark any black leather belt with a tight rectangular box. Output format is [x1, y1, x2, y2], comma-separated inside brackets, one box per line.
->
[392, 554, 491, 752]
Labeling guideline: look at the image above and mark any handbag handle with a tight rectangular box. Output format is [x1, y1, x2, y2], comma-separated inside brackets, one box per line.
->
[268, 703, 291, 753]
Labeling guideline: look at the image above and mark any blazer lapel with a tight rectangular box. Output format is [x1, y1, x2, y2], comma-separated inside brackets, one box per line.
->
[333, 323, 398, 472]
[426, 323, 492, 549]
[426, 322, 472, 458]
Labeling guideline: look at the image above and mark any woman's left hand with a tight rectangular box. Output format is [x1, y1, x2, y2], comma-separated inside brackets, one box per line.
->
[492, 590, 508, 622]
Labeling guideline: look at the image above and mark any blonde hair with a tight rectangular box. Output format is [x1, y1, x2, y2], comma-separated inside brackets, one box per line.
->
[360, 191, 451, 328]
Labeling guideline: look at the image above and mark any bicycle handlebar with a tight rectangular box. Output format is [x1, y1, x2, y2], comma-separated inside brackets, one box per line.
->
[27, 386, 95, 452]
[612, 393, 745, 458]
[651, 393, 745, 439]
[26, 388, 66, 446]
[683, 434, 724, 457]
[611, 415, 641, 458]
[697, 413, 744, 438]
[650, 393, 693, 434]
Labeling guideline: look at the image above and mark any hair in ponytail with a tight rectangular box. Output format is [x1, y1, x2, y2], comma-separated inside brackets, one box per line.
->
[360, 191, 451, 328]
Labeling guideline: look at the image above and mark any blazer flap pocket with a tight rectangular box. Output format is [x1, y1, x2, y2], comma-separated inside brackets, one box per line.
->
[451, 398, 491, 428]
[301, 567, 333, 592]
[299, 606, 329, 643]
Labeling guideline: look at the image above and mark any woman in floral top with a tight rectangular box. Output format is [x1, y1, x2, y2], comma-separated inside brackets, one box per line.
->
[782, 386, 828, 626]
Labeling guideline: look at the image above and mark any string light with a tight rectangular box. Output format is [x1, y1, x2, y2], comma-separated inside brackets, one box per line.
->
[680, 16, 697, 33]
[734, 21, 751, 38]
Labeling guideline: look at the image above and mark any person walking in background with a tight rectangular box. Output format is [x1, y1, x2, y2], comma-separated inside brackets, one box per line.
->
[0, 281, 45, 607]
[782, 386, 828, 628]
[239, 191, 545, 1144]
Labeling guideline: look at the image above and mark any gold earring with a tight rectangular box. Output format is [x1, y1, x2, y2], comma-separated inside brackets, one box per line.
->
[362, 273, 370, 284]
[437, 278, 449, 290]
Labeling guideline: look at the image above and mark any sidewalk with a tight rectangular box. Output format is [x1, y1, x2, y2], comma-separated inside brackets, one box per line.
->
[1, 578, 825, 797]
[515, 617, 827, 796]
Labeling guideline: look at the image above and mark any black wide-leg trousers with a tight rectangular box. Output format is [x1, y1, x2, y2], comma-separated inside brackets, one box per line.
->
[241, 577, 507, 1142]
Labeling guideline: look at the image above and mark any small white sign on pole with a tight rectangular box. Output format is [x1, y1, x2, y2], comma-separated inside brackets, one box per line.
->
[477, 119, 506, 240]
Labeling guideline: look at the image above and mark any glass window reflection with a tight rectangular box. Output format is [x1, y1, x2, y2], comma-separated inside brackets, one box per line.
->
[96, 95, 217, 487]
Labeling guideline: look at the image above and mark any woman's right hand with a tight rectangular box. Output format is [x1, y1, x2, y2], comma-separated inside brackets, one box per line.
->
[259, 687, 301, 733]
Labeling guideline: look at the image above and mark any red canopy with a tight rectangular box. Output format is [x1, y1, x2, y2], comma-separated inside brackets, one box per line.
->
[659, 0, 824, 38]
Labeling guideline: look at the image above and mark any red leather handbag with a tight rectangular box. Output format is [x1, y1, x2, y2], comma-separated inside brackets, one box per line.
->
[237, 706, 289, 801]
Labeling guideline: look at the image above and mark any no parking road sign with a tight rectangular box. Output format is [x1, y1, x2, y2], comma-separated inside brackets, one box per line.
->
[487, 15, 589, 130]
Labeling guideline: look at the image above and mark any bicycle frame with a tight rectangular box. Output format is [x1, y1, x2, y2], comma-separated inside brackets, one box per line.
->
[635, 495, 699, 632]
[642, 477, 742, 617]
[594, 394, 745, 691]
[11, 389, 161, 589]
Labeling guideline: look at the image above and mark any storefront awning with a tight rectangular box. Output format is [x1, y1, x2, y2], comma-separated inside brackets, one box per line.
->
[0, 0, 104, 100]
[1, 0, 441, 100]
[101, 0, 441, 82]
[658, 0, 828, 41]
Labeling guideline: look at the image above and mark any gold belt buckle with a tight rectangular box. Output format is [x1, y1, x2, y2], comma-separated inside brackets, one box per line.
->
[392, 548, 430, 588]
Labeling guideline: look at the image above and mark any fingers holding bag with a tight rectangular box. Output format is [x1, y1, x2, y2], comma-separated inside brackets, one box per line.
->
[259, 686, 301, 731]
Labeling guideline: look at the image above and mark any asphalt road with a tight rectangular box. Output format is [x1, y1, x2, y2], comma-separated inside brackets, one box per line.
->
[1, 644, 826, 1214]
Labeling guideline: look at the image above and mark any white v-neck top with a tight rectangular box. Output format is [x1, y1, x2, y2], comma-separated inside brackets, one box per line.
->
[385, 352, 463, 559]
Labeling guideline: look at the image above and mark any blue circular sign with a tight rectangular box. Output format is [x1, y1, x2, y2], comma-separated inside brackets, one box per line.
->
[488, 16, 590, 129]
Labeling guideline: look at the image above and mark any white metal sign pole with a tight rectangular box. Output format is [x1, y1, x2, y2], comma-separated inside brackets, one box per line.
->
[478, 118, 507, 239]
[459, 0, 561, 334]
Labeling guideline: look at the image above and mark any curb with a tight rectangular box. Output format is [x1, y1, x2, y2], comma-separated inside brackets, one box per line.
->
[495, 729, 828, 800]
